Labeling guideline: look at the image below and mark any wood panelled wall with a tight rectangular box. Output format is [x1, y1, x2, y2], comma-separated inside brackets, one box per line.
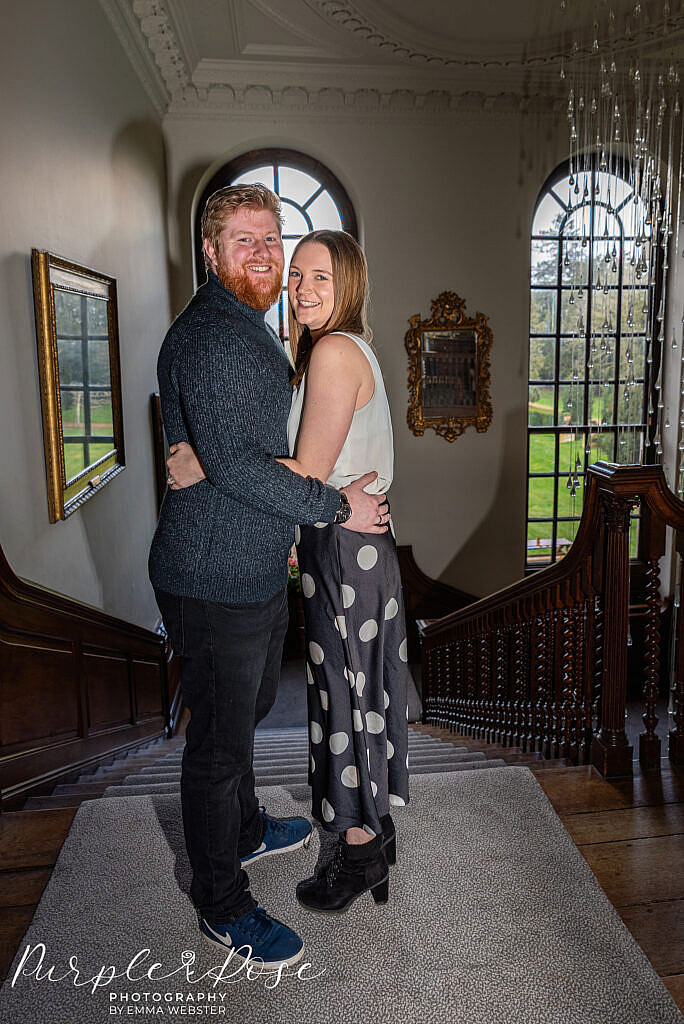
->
[0, 543, 176, 810]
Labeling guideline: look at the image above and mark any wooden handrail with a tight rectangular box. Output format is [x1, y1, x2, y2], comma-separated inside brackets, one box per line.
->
[420, 462, 684, 777]
[0, 540, 180, 809]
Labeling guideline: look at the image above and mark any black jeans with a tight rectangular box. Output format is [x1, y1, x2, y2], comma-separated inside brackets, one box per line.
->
[155, 586, 288, 923]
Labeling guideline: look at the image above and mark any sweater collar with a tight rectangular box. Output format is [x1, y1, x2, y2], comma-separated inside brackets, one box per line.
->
[205, 269, 267, 326]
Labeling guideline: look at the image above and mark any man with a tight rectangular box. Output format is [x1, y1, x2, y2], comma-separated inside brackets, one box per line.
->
[149, 184, 388, 968]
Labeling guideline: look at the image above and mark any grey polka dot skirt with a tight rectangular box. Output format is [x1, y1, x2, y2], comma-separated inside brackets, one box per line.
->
[295, 521, 410, 836]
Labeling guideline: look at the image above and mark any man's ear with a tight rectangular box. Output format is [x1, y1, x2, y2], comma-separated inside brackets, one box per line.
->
[203, 237, 217, 269]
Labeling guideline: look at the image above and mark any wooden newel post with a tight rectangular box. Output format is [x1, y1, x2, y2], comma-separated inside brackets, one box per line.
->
[590, 494, 634, 776]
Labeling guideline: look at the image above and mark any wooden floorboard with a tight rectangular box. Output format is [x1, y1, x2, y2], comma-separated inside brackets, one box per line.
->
[561, 802, 684, 844]
[534, 764, 684, 815]
[0, 868, 52, 908]
[0, 807, 77, 870]
[0, 906, 35, 985]
[578, 834, 684, 906]
[663, 974, 684, 1010]
[618, 902, 684, 976]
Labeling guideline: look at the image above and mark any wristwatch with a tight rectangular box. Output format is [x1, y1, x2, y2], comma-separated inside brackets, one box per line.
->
[333, 490, 352, 525]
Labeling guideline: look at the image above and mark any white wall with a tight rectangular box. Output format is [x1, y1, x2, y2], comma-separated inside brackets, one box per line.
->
[0, 0, 171, 626]
[163, 107, 568, 597]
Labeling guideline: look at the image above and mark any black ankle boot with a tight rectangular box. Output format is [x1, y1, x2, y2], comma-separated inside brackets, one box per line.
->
[380, 814, 396, 866]
[296, 834, 389, 914]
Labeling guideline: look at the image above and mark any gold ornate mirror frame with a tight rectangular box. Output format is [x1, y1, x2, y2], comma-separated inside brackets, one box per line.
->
[31, 250, 125, 522]
[405, 292, 493, 442]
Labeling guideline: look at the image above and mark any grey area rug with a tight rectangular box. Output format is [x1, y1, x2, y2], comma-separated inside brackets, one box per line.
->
[1, 769, 681, 1024]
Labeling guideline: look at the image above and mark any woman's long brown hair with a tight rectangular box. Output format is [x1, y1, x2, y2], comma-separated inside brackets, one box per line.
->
[288, 230, 371, 388]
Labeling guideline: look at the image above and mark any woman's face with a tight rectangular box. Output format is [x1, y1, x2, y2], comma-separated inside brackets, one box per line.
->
[288, 241, 335, 335]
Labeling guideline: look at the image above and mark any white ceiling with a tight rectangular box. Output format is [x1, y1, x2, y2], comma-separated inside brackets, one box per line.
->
[100, 0, 684, 117]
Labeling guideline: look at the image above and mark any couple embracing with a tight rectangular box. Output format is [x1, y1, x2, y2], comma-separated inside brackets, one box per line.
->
[149, 184, 410, 969]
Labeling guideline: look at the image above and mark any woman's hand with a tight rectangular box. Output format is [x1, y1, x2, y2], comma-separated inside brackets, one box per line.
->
[167, 442, 206, 489]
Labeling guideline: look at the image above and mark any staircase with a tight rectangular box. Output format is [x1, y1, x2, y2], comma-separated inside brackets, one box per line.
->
[23, 725, 571, 810]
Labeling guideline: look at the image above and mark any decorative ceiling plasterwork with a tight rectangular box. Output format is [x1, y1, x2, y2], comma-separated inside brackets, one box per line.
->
[306, 0, 684, 67]
[98, 0, 170, 115]
[245, 0, 351, 59]
[165, 83, 562, 122]
[131, 0, 190, 98]
[101, 0, 680, 121]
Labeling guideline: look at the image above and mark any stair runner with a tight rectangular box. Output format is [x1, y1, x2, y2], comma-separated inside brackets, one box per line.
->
[25, 728, 508, 808]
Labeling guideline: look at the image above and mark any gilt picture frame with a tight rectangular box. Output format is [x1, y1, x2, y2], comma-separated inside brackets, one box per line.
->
[405, 291, 493, 442]
[31, 250, 125, 522]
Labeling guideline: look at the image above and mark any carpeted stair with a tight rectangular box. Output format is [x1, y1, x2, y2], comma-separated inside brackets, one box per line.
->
[23, 727, 510, 808]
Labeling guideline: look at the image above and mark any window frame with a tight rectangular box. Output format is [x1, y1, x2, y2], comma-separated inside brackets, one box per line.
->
[525, 156, 662, 571]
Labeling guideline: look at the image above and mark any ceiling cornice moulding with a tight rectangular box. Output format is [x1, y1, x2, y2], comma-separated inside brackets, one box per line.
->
[131, 0, 191, 98]
[97, 0, 169, 115]
[305, 0, 684, 68]
[165, 83, 562, 123]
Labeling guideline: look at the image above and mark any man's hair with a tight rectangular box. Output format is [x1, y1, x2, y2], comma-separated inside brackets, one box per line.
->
[201, 184, 283, 270]
[288, 230, 371, 387]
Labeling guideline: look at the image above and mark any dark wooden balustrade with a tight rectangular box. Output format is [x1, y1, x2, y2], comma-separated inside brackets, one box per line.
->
[421, 462, 684, 777]
[0, 541, 180, 809]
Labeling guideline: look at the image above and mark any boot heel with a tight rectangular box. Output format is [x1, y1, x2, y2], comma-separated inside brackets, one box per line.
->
[371, 876, 389, 905]
[384, 834, 397, 866]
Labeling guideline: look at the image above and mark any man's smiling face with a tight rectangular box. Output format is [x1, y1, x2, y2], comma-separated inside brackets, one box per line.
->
[204, 206, 284, 312]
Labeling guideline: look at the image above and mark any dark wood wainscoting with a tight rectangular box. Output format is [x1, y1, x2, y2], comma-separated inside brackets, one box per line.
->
[0, 543, 180, 810]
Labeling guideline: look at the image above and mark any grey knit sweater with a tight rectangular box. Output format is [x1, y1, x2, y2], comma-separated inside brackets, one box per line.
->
[148, 271, 340, 603]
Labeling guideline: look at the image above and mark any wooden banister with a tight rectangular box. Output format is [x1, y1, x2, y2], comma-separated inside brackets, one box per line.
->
[421, 462, 684, 777]
[0, 541, 180, 809]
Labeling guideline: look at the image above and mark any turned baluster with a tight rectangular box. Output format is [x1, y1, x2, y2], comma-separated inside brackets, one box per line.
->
[465, 632, 476, 735]
[518, 618, 531, 751]
[510, 619, 524, 747]
[575, 599, 590, 763]
[590, 494, 634, 777]
[533, 610, 548, 754]
[477, 630, 489, 739]
[641, 556, 662, 769]
[494, 625, 506, 744]
[559, 604, 575, 759]
[445, 639, 454, 730]
[670, 546, 684, 765]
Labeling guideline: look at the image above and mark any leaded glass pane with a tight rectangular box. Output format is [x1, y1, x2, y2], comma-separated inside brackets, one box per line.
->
[556, 474, 585, 518]
[528, 476, 555, 519]
[530, 290, 556, 333]
[560, 288, 587, 333]
[528, 384, 554, 426]
[528, 432, 555, 473]
[532, 192, 565, 235]
[531, 240, 558, 285]
[529, 338, 555, 380]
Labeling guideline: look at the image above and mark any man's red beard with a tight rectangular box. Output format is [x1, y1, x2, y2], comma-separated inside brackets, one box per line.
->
[216, 257, 283, 312]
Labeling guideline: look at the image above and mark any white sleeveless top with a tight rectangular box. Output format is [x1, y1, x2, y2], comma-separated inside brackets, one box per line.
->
[287, 332, 393, 494]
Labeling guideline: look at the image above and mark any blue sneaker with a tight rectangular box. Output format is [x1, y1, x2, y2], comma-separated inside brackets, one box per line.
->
[240, 809, 313, 866]
[200, 907, 304, 968]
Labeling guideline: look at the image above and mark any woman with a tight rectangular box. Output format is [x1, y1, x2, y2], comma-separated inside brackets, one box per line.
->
[169, 230, 410, 914]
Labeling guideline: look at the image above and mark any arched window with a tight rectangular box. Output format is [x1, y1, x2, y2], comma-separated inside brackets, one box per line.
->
[194, 148, 358, 340]
[526, 159, 661, 569]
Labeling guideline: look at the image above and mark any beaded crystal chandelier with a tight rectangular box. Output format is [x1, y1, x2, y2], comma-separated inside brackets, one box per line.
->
[559, 0, 683, 492]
